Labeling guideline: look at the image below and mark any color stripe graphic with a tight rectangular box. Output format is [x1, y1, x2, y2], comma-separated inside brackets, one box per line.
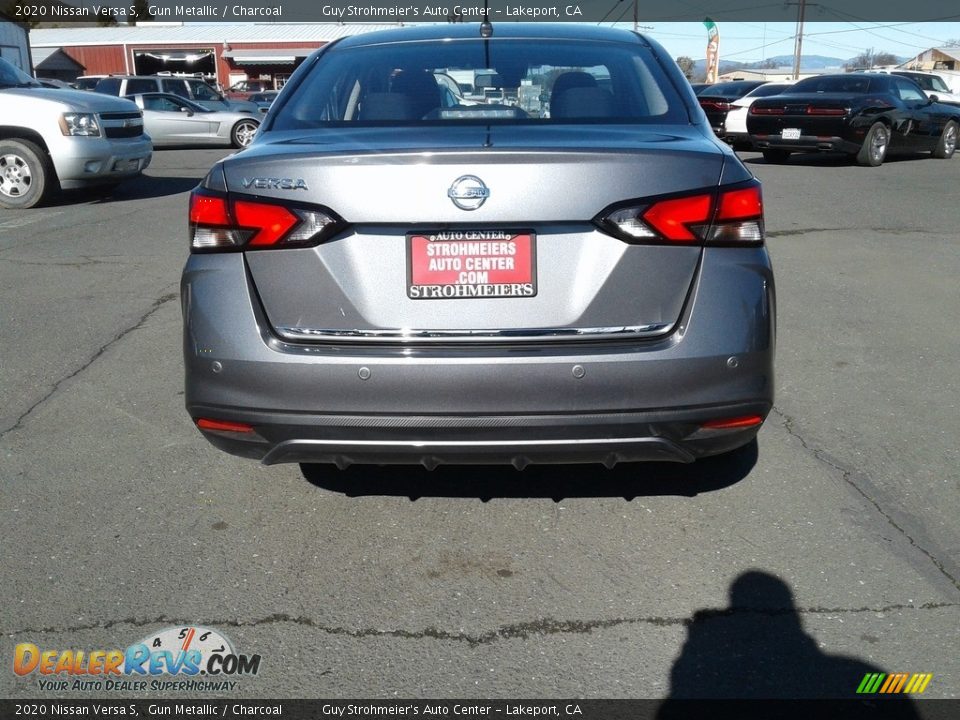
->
[857, 672, 933, 694]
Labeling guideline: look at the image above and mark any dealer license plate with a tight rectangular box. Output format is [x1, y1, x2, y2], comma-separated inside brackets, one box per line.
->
[407, 230, 536, 300]
[781, 128, 802, 140]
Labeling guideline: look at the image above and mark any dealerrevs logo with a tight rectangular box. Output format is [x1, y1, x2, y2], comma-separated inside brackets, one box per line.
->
[14, 626, 261, 692]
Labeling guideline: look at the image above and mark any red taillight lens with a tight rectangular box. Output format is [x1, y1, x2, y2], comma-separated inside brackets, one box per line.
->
[699, 100, 733, 112]
[806, 106, 847, 116]
[641, 194, 713, 242]
[234, 200, 300, 247]
[196, 418, 255, 433]
[717, 185, 763, 222]
[189, 193, 230, 226]
[701, 415, 764, 430]
[188, 189, 340, 252]
[599, 180, 764, 246]
[750, 106, 785, 115]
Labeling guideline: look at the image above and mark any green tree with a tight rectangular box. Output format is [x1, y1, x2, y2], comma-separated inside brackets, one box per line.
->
[675, 56, 695, 79]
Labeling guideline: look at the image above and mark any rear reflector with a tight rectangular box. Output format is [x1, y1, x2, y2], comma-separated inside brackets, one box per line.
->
[196, 418, 255, 433]
[701, 415, 764, 430]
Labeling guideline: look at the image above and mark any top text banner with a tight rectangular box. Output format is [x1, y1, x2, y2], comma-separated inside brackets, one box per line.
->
[5, 0, 958, 23]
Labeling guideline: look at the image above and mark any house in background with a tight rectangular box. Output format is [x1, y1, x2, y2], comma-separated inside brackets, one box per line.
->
[32, 46, 85, 82]
[0, 11, 32, 72]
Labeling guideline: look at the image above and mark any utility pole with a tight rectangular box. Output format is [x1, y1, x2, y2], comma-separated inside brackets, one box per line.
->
[791, 0, 807, 80]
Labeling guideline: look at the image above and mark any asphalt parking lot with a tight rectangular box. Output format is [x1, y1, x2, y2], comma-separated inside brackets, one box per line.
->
[1, 147, 958, 701]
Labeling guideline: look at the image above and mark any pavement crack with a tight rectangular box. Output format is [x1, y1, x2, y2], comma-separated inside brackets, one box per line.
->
[771, 405, 960, 593]
[6, 603, 957, 647]
[0, 290, 178, 439]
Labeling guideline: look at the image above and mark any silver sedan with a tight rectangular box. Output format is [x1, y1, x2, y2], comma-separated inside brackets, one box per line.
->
[126, 93, 260, 148]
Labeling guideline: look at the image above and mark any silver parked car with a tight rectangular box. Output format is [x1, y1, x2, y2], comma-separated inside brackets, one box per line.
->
[126, 93, 260, 148]
[183, 24, 776, 469]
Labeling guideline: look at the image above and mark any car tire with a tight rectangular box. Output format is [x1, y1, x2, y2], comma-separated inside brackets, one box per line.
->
[856, 122, 889, 166]
[761, 149, 791, 164]
[0, 139, 54, 209]
[231, 119, 259, 148]
[932, 120, 957, 159]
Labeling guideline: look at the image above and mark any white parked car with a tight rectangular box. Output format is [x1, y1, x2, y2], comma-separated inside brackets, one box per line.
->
[891, 71, 960, 106]
[0, 58, 152, 209]
[723, 81, 795, 147]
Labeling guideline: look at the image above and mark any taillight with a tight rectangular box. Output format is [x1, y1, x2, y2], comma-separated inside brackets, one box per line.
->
[699, 99, 733, 112]
[806, 106, 847, 116]
[750, 106, 785, 115]
[188, 188, 342, 252]
[597, 180, 765, 246]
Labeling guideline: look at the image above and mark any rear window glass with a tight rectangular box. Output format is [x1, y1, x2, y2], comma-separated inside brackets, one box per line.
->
[698, 81, 762, 98]
[94, 78, 122, 95]
[787, 76, 878, 94]
[747, 84, 791, 98]
[126, 78, 158, 95]
[270, 38, 687, 128]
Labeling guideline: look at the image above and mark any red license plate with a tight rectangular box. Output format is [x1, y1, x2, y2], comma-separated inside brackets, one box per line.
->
[407, 230, 536, 300]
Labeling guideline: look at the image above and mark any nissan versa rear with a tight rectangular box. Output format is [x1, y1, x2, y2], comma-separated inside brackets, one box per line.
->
[182, 24, 775, 469]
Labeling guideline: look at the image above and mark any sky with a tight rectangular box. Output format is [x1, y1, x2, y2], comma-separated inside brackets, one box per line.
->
[610, 22, 960, 64]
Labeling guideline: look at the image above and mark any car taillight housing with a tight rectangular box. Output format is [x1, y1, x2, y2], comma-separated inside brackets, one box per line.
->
[596, 180, 764, 246]
[188, 188, 343, 252]
[749, 106, 785, 115]
[805, 105, 848, 116]
[699, 99, 733, 112]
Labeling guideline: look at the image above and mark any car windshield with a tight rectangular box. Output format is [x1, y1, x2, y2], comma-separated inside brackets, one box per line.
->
[270, 38, 687, 128]
[0, 57, 40, 88]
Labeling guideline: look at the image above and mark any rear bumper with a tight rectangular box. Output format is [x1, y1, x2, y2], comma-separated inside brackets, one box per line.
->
[195, 403, 769, 467]
[750, 134, 860, 154]
[182, 246, 776, 466]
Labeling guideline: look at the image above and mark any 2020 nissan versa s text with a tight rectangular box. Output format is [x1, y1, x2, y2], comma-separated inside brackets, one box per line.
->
[182, 24, 776, 469]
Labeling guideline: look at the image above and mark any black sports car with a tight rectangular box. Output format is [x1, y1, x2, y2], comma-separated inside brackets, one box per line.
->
[747, 73, 960, 166]
[696, 80, 766, 136]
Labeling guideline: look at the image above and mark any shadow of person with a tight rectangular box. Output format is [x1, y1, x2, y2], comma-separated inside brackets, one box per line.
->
[657, 571, 920, 718]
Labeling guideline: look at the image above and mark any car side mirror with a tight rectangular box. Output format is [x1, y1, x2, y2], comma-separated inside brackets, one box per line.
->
[928, 94, 939, 104]
[180, 107, 194, 116]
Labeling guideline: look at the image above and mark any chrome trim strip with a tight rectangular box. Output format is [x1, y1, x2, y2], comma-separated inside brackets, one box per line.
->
[275, 322, 674, 344]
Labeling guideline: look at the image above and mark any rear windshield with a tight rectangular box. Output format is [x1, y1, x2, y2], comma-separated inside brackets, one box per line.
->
[698, 81, 763, 98]
[787, 76, 880, 94]
[270, 38, 688, 129]
[747, 84, 792, 98]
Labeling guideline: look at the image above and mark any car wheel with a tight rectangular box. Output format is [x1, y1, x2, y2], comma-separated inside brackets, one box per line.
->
[231, 119, 259, 148]
[0, 139, 53, 209]
[856, 122, 889, 166]
[761, 149, 791, 164]
[932, 120, 957, 159]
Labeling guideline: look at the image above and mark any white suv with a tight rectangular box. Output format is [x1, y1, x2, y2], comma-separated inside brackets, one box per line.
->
[0, 58, 152, 209]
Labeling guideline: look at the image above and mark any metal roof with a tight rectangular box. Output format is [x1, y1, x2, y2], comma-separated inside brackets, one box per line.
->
[29, 23, 401, 48]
